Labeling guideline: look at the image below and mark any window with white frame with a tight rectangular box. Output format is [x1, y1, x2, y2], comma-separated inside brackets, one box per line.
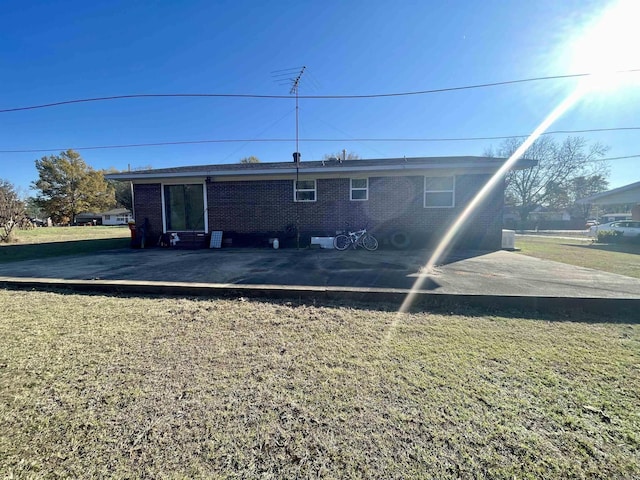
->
[350, 178, 368, 201]
[424, 176, 455, 208]
[294, 180, 316, 202]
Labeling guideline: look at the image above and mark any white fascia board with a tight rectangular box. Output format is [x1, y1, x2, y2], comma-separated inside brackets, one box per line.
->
[577, 190, 640, 205]
[576, 181, 640, 205]
[108, 162, 506, 182]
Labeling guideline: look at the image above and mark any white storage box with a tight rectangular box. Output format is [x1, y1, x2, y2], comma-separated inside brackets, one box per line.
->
[311, 236, 335, 249]
[501, 229, 516, 250]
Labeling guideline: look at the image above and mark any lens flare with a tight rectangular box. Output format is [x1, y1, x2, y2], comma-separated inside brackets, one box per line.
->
[384, 85, 587, 342]
[384, 1, 638, 339]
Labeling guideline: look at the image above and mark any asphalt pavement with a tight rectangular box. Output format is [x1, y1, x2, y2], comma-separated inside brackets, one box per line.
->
[0, 246, 638, 313]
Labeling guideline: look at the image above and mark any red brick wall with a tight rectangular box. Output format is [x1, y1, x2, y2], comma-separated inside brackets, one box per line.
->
[133, 183, 163, 239]
[205, 174, 503, 249]
[133, 175, 503, 249]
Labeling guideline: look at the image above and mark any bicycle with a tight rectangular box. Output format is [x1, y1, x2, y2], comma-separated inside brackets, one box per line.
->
[333, 228, 379, 251]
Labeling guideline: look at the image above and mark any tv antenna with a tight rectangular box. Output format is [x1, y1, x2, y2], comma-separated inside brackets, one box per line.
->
[288, 66, 306, 164]
[272, 65, 306, 247]
[271, 66, 306, 161]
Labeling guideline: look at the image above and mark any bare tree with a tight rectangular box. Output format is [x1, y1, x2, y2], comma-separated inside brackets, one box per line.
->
[239, 156, 261, 164]
[323, 150, 360, 161]
[0, 179, 25, 243]
[489, 136, 608, 223]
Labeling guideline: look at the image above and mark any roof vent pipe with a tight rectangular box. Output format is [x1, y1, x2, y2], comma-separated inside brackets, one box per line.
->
[342, 149, 346, 162]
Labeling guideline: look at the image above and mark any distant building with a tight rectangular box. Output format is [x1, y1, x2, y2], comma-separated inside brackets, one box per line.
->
[578, 181, 640, 221]
[74, 212, 102, 225]
[600, 213, 632, 223]
[529, 207, 572, 222]
[101, 208, 133, 226]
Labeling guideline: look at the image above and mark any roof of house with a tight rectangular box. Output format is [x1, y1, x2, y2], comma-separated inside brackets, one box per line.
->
[106, 156, 536, 182]
[101, 208, 132, 216]
[577, 180, 640, 205]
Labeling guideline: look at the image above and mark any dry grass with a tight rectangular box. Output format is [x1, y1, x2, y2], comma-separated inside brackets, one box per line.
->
[7, 226, 130, 245]
[0, 227, 130, 263]
[516, 236, 640, 279]
[1, 289, 639, 479]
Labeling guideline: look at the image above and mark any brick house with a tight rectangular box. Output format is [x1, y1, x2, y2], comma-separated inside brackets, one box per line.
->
[107, 156, 529, 249]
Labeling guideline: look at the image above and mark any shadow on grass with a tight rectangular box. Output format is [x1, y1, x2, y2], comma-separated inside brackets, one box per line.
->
[0, 238, 130, 263]
[1, 283, 637, 324]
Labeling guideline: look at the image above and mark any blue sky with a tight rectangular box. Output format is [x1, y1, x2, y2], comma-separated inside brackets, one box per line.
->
[1, 0, 638, 194]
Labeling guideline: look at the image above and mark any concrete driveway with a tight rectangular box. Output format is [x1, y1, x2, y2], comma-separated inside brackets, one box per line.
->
[0, 247, 638, 299]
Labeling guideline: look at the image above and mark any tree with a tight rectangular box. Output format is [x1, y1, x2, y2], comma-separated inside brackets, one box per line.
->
[567, 174, 609, 219]
[112, 180, 132, 211]
[487, 136, 608, 223]
[103, 169, 132, 211]
[103, 165, 154, 212]
[239, 156, 261, 164]
[0, 179, 25, 242]
[101, 165, 153, 211]
[33, 150, 116, 224]
[25, 197, 46, 220]
[323, 150, 360, 161]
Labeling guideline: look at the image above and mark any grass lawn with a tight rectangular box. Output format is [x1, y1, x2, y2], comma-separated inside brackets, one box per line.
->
[516, 235, 640, 279]
[0, 226, 130, 263]
[1, 290, 638, 479]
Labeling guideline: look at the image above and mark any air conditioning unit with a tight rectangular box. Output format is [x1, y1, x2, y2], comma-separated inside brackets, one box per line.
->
[501, 229, 516, 250]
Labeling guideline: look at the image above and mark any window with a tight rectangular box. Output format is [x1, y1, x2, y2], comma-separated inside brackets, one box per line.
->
[350, 178, 368, 201]
[164, 184, 205, 230]
[104, 215, 110, 220]
[294, 180, 316, 202]
[424, 176, 455, 208]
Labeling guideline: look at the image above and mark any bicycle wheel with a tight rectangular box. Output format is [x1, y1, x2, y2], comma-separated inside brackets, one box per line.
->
[362, 233, 379, 251]
[333, 234, 351, 251]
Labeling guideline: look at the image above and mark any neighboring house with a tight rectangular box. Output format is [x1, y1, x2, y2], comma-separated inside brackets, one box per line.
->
[75, 212, 102, 225]
[600, 213, 632, 223]
[577, 180, 640, 221]
[502, 205, 520, 229]
[107, 156, 534, 249]
[503, 205, 579, 230]
[529, 207, 572, 222]
[101, 208, 133, 226]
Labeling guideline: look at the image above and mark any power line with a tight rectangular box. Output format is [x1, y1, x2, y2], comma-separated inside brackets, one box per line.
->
[1, 141, 634, 163]
[2, 68, 640, 114]
[0, 139, 292, 153]
[1, 126, 638, 154]
[593, 154, 640, 161]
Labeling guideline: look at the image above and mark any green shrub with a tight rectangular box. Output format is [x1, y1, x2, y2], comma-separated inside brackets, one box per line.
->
[597, 229, 623, 243]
